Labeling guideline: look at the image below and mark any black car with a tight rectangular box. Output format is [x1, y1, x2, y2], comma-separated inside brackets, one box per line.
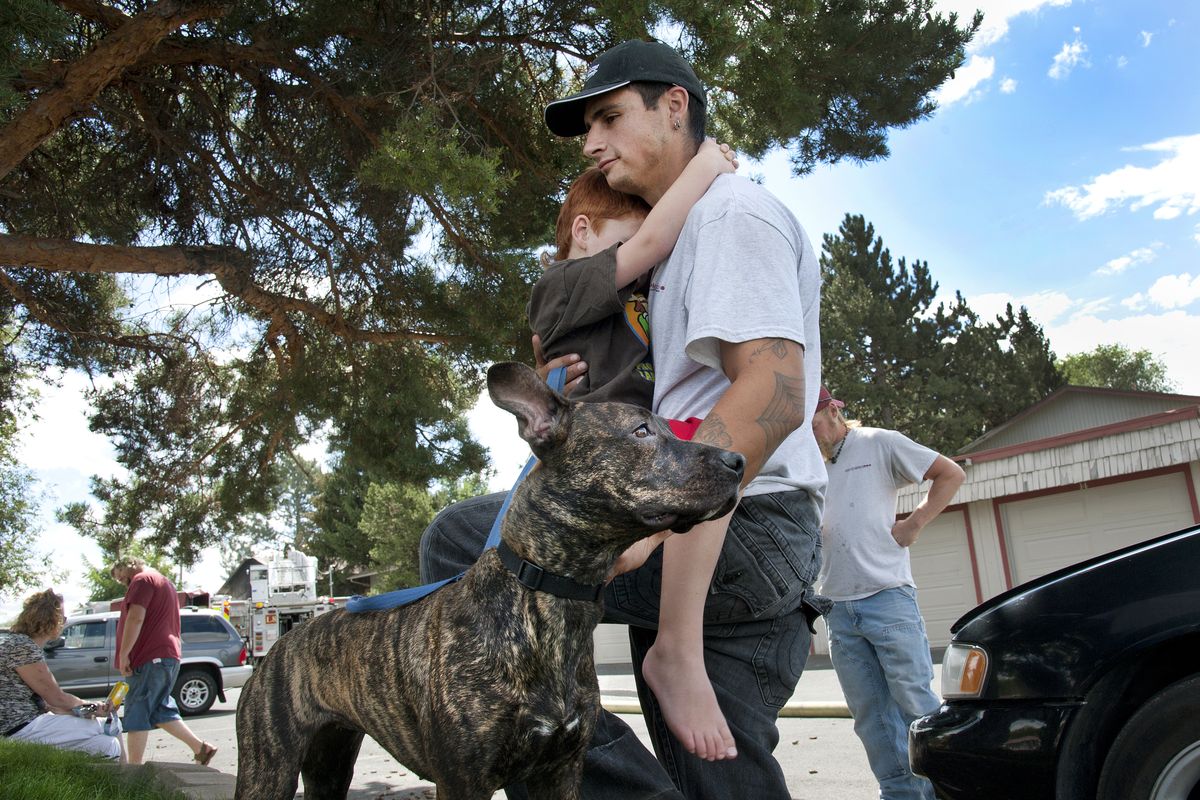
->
[910, 523, 1200, 800]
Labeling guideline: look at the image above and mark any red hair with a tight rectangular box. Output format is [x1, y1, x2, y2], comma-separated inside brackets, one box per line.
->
[553, 168, 650, 260]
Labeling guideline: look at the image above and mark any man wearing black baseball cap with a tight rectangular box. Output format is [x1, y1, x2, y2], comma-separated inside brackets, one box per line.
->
[422, 40, 828, 800]
[544, 39, 706, 138]
[543, 39, 829, 800]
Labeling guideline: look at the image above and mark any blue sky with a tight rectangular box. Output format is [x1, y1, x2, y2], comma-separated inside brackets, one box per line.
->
[761, 0, 1199, 393]
[7, 0, 1197, 618]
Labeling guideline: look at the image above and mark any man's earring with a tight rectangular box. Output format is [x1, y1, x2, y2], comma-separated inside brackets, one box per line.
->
[673, 118, 681, 130]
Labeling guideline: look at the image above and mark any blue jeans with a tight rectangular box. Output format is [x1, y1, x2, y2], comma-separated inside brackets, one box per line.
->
[420, 489, 828, 800]
[827, 587, 941, 800]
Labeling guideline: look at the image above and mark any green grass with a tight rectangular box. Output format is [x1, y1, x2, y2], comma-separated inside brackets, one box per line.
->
[0, 738, 188, 800]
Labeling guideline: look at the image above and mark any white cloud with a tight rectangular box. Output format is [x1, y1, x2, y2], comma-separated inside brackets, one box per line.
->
[1146, 273, 1200, 309]
[936, 0, 1074, 50]
[0, 521, 106, 621]
[1048, 34, 1090, 80]
[973, 289, 1077, 324]
[1140, 31, 1154, 47]
[1117, 55, 1129, 69]
[1, 373, 123, 617]
[1044, 134, 1200, 221]
[1074, 297, 1113, 318]
[17, 372, 121, 475]
[123, 274, 224, 325]
[1121, 292, 1147, 311]
[1, 365, 316, 617]
[1094, 243, 1163, 276]
[927, 1, 1070, 107]
[934, 54, 996, 106]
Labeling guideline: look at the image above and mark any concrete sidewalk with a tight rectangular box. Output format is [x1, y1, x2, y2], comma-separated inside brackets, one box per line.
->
[597, 655, 854, 719]
[141, 660, 871, 800]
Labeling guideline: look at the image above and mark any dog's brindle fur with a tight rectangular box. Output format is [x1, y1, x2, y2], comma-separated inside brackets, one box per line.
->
[234, 362, 744, 800]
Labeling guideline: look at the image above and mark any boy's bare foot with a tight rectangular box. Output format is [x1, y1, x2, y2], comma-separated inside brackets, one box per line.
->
[642, 641, 737, 761]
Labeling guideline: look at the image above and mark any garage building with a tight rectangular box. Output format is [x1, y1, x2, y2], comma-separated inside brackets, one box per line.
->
[897, 384, 1200, 651]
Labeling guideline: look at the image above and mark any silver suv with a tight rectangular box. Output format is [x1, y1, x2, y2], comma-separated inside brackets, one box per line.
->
[44, 607, 252, 716]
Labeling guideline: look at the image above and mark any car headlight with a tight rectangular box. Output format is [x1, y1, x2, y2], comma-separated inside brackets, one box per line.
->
[941, 643, 988, 698]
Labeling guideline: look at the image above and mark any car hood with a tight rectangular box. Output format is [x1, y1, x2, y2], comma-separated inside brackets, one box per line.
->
[948, 524, 1200, 699]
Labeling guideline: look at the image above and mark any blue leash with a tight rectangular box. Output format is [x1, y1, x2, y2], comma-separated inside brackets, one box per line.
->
[346, 367, 566, 613]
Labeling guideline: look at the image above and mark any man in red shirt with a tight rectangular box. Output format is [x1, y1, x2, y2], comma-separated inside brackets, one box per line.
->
[111, 557, 217, 766]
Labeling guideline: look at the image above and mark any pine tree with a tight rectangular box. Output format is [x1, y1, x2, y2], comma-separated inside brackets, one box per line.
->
[820, 214, 1061, 453]
[3, 1, 980, 561]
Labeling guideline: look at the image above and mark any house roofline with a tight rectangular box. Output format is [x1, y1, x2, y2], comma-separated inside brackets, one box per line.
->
[959, 384, 1200, 455]
[952, 404, 1200, 465]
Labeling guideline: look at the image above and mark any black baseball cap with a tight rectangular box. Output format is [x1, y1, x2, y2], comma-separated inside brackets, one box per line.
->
[544, 40, 706, 138]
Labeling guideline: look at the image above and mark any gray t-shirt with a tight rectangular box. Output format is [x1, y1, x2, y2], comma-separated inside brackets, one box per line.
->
[649, 174, 826, 502]
[0, 632, 44, 733]
[817, 426, 938, 601]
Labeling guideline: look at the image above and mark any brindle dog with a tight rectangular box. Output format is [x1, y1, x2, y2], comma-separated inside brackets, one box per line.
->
[234, 361, 743, 800]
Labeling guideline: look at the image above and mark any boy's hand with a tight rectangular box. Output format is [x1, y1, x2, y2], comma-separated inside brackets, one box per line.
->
[532, 334, 587, 395]
[698, 138, 738, 175]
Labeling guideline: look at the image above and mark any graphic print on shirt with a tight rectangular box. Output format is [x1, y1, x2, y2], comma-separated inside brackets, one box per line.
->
[625, 291, 654, 383]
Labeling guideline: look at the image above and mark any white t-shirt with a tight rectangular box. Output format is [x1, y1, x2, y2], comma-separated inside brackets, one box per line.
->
[649, 174, 826, 503]
[817, 426, 938, 601]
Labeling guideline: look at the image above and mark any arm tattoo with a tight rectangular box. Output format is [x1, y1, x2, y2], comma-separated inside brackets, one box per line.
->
[749, 339, 790, 362]
[696, 413, 735, 449]
[756, 372, 806, 446]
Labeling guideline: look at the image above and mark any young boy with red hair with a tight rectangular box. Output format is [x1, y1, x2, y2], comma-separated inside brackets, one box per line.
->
[527, 139, 742, 761]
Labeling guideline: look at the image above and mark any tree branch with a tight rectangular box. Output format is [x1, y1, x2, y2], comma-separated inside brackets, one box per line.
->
[0, 234, 464, 346]
[1, 0, 232, 180]
[53, 0, 130, 30]
[0, 269, 164, 352]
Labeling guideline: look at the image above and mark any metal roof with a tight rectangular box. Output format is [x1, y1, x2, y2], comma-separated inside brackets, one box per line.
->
[959, 385, 1200, 455]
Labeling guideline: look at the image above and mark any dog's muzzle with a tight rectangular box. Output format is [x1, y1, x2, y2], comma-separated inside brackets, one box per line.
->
[664, 449, 745, 532]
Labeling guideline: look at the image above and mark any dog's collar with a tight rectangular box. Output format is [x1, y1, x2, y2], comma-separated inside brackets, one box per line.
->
[496, 541, 605, 603]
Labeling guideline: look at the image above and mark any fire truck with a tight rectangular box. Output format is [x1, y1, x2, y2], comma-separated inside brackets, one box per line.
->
[212, 549, 348, 662]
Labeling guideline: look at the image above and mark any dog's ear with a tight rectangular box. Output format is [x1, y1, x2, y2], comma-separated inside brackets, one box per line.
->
[487, 362, 570, 453]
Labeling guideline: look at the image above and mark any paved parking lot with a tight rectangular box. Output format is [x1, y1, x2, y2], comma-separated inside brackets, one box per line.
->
[139, 667, 884, 799]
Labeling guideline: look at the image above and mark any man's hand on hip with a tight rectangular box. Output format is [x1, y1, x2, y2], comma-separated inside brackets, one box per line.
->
[891, 517, 922, 548]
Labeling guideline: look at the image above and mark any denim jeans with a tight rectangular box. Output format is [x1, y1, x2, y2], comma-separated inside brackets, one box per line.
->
[122, 657, 182, 731]
[826, 587, 942, 800]
[419, 488, 828, 800]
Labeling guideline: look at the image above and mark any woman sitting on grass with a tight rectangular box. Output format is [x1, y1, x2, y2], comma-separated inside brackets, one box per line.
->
[0, 588, 122, 760]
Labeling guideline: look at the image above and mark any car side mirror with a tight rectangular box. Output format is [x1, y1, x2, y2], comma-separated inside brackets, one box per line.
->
[43, 637, 65, 652]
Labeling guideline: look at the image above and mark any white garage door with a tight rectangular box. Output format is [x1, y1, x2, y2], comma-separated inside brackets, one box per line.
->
[909, 510, 977, 648]
[1002, 470, 1196, 586]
